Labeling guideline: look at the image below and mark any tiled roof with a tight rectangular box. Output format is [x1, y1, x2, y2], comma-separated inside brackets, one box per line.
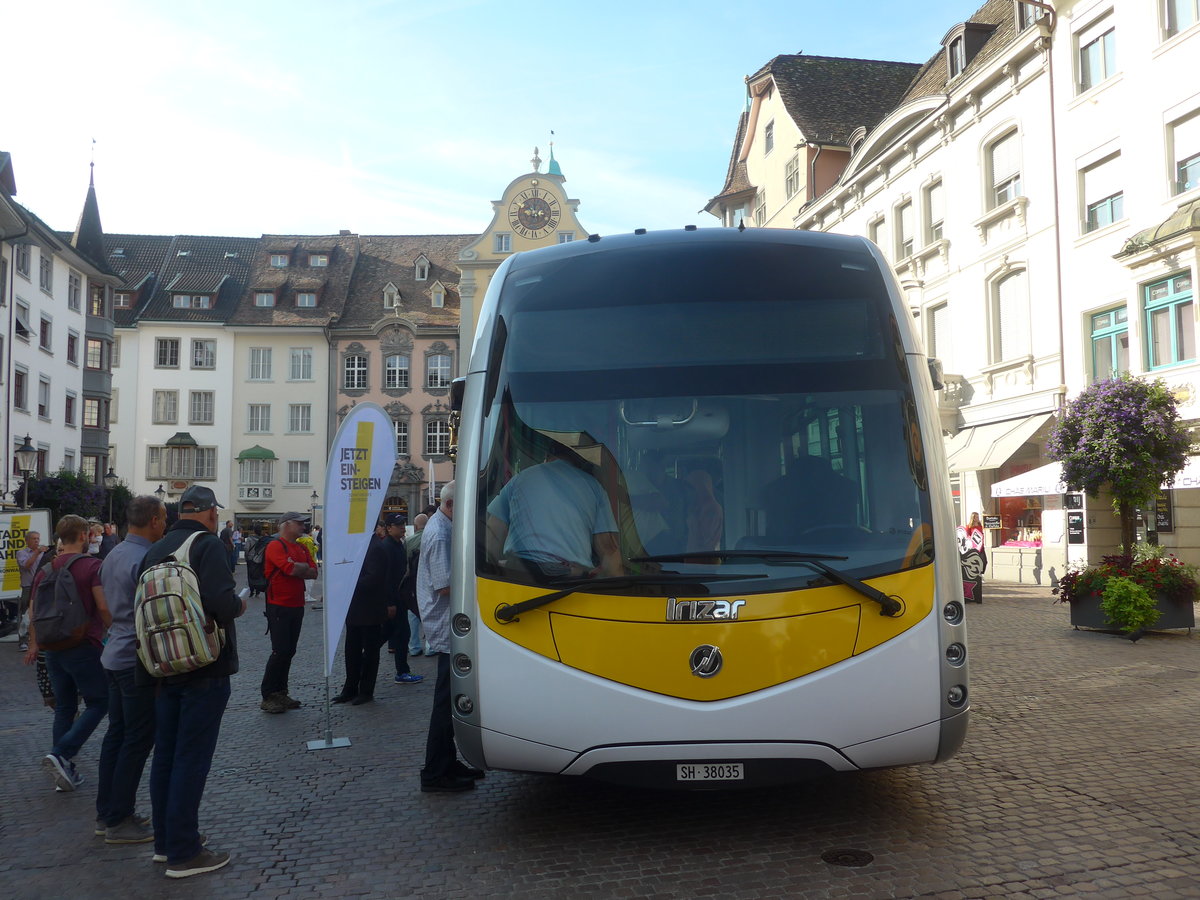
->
[705, 111, 754, 213]
[339, 234, 474, 331]
[225, 233, 360, 326]
[752, 55, 922, 147]
[137, 235, 259, 323]
[900, 0, 1021, 104]
[102, 234, 174, 327]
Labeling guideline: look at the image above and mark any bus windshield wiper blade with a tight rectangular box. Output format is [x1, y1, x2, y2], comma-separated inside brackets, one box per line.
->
[493, 572, 765, 624]
[630, 551, 904, 617]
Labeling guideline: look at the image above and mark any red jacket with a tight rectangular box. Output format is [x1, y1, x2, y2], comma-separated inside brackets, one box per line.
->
[264, 538, 316, 607]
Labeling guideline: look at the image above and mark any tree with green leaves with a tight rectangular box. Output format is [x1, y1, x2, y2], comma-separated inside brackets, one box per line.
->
[1047, 374, 1192, 554]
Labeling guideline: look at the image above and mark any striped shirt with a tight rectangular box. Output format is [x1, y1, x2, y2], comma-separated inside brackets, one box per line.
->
[416, 509, 453, 654]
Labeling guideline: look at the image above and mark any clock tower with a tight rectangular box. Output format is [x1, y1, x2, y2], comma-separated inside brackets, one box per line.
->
[457, 146, 587, 352]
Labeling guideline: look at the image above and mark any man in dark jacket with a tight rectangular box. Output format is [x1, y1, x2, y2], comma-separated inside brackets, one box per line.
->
[136, 485, 245, 880]
[334, 513, 407, 705]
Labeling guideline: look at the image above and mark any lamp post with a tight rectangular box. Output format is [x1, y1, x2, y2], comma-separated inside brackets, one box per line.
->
[104, 467, 118, 523]
[14, 435, 37, 510]
[310, 489, 319, 522]
[154, 484, 166, 502]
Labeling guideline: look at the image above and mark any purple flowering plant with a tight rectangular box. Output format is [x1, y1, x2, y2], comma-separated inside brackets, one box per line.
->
[1047, 374, 1192, 553]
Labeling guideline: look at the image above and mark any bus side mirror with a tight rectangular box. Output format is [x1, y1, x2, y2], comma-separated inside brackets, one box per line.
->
[927, 358, 945, 391]
[450, 377, 466, 412]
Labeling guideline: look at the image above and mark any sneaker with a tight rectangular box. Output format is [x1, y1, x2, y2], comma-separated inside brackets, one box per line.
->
[409, 648, 422, 656]
[165, 848, 230, 879]
[106, 816, 155, 844]
[153, 834, 206, 863]
[43, 753, 83, 792]
[281, 694, 301, 709]
[420, 774, 475, 793]
[18, 641, 29, 651]
[97, 811, 151, 836]
[260, 694, 288, 714]
[393, 673, 425, 685]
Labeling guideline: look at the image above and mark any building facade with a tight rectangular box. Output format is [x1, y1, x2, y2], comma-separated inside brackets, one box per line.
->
[709, 0, 1200, 577]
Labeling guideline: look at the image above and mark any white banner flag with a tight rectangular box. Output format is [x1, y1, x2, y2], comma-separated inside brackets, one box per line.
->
[320, 402, 396, 675]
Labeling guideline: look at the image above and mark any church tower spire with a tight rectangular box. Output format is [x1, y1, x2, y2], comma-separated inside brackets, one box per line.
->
[71, 160, 110, 272]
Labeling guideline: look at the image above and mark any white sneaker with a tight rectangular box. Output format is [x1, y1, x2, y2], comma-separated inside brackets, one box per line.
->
[43, 753, 83, 792]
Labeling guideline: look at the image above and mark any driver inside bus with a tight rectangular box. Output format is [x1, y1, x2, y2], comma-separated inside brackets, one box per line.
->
[486, 440, 623, 581]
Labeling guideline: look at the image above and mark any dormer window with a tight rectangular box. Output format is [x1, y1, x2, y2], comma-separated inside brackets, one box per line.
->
[415, 255, 430, 281]
[296, 292, 317, 308]
[308, 253, 329, 267]
[949, 37, 966, 77]
[172, 294, 212, 309]
[1017, 2, 1040, 31]
[270, 253, 289, 267]
[114, 293, 131, 309]
[431, 282, 445, 308]
[383, 283, 399, 308]
[255, 292, 276, 307]
[942, 22, 997, 81]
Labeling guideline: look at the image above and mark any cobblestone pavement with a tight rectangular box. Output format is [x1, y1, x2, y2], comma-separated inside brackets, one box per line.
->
[2, 573, 1198, 899]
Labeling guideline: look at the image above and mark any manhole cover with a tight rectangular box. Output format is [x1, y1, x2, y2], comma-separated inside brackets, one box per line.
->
[821, 849, 874, 868]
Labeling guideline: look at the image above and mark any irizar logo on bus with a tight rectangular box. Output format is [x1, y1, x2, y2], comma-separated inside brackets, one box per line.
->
[666, 597, 745, 621]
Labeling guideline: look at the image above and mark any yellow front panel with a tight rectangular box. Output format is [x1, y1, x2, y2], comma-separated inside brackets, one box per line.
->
[475, 564, 935, 701]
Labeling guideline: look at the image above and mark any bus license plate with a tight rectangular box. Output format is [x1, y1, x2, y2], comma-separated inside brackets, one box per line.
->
[676, 762, 744, 782]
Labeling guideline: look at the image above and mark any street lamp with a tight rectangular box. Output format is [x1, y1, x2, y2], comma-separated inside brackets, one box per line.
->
[104, 467, 118, 522]
[14, 435, 37, 510]
[154, 484, 166, 502]
[310, 489, 319, 521]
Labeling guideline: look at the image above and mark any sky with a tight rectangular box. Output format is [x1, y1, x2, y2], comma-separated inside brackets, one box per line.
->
[6, 0, 978, 241]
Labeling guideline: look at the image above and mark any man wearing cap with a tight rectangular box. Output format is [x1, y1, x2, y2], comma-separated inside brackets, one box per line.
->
[334, 512, 408, 705]
[136, 484, 245, 879]
[260, 511, 318, 714]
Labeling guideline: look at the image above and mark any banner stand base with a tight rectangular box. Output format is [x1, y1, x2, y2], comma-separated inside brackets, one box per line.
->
[306, 737, 352, 751]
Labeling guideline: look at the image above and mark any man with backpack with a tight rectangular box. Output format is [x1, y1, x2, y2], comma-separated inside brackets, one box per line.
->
[136, 485, 245, 879]
[23, 514, 111, 792]
[95, 495, 167, 845]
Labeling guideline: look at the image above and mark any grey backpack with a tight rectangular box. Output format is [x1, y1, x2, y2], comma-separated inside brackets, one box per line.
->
[33, 555, 91, 650]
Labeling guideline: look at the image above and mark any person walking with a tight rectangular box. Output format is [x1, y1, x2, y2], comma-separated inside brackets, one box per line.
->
[418, 483, 482, 792]
[335, 513, 408, 705]
[14, 529, 46, 652]
[137, 485, 245, 879]
[25, 515, 111, 792]
[260, 512, 318, 714]
[219, 520, 236, 573]
[405, 513, 428, 657]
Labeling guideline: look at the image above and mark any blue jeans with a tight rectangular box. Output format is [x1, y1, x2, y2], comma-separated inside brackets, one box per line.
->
[407, 611, 423, 655]
[97, 666, 156, 826]
[151, 676, 231, 865]
[45, 643, 109, 761]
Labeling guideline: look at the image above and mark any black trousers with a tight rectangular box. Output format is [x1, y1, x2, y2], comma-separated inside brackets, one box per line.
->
[421, 653, 457, 782]
[386, 611, 411, 675]
[342, 623, 387, 698]
[261, 604, 305, 699]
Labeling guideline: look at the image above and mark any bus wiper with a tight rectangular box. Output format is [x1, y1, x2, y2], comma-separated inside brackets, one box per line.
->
[493, 572, 765, 624]
[630, 552, 904, 618]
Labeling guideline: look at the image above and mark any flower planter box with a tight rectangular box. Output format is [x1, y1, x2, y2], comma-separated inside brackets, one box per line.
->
[1070, 593, 1196, 631]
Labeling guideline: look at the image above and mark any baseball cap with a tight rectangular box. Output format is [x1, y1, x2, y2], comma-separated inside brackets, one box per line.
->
[179, 485, 224, 511]
[384, 513, 407, 528]
[278, 511, 311, 525]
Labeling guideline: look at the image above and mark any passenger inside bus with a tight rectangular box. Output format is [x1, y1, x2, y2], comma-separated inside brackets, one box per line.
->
[757, 451, 860, 546]
[485, 438, 622, 581]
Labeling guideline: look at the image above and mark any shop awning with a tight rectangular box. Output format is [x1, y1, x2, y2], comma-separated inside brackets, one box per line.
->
[990, 456, 1200, 496]
[990, 462, 1066, 497]
[945, 413, 1053, 473]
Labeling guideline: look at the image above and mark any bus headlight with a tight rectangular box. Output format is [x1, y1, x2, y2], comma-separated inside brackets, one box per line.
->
[947, 685, 968, 707]
[452, 613, 472, 636]
[454, 694, 475, 715]
[945, 643, 966, 666]
[453, 653, 472, 675]
[943, 601, 963, 624]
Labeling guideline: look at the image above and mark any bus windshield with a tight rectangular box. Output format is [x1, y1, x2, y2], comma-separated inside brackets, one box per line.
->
[475, 238, 932, 596]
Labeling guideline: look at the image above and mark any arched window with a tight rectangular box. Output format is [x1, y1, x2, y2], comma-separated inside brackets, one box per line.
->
[385, 354, 410, 389]
[991, 270, 1030, 363]
[344, 355, 367, 390]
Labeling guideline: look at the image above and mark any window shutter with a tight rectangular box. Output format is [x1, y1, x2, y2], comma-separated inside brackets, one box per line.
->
[990, 133, 1020, 184]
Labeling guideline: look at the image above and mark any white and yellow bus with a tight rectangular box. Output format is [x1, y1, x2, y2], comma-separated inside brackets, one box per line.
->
[448, 226, 967, 788]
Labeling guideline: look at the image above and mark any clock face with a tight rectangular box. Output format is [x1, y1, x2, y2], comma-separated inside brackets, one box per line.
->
[509, 188, 560, 238]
